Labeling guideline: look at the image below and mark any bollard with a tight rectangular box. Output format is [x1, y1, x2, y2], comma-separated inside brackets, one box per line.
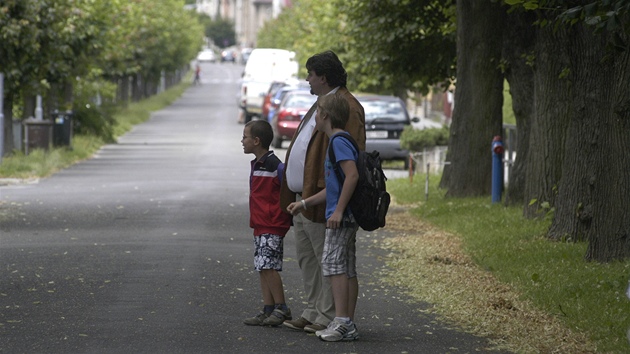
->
[425, 162, 430, 201]
[491, 136, 504, 203]
[409, 153, 414, 184]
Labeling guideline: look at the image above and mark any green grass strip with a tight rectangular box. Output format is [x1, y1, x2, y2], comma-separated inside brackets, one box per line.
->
[388, 175, 630, 353]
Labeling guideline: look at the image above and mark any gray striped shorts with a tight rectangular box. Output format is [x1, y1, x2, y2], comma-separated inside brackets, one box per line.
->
[321, 216, 359, 277]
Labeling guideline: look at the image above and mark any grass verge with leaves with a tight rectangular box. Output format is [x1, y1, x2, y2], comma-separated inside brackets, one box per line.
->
[0, 78, 191, 180]
[385, 175, 630, 353]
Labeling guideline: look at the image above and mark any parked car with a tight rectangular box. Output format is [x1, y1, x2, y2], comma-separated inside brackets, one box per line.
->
[240, 47, 253, 64]
[261, 81, 291, 123]
[266, 82, 310, 122]
[355, 94, 419, 168]
[221, 49, 236, 63]
[196, 49, 216, 63]
[271, 90, 317, 148]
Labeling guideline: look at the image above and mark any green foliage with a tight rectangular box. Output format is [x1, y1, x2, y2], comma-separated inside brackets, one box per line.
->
[0, 135, 104, 179]
[388, 176, 630, 353]
[258, 0, 456, 97]
[112, 74, 191, 138]
[400, 126, 449, 151]
[126, 1, 203, 78]
[205, 18, 236, 48]
[504, 0, 630, 50]
[0, 74, 191, 179]
[257, 0, 347, 77]
[0, 0, 203, 107]
[0, 0, 98, 98]
[338, 0, 456, 95]
[72, 78, 118, 142]
[503, 80, 516, 125]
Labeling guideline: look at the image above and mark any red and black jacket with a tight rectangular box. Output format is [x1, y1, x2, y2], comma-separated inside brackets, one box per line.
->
[250, 151, 292, 236]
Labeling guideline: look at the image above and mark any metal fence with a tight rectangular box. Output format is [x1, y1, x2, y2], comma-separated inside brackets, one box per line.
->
[410, 146, 449, 175]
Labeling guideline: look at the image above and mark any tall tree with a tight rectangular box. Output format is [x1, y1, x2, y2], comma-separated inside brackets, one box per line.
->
[522, 16, 572, 218]
[501, 9, 536, 206]
[548, 4, 630, 261]
[505, 0, 630, 261]
[0, 0, 98, 153]
[439, 0, 505, 197]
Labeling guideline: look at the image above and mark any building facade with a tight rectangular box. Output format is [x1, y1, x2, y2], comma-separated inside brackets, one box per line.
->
[195, 0, 289, 48]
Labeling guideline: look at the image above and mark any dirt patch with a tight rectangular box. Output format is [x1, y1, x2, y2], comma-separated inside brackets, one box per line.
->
[381, 208, 597, 353]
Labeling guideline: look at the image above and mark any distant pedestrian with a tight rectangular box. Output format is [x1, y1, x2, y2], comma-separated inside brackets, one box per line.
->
[287, 92, 360, 341]
[241, 120, 293, 326]
[193, 64, 201, 85]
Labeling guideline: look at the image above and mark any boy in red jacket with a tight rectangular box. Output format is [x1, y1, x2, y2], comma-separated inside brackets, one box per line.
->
[241, 120, 293, 326]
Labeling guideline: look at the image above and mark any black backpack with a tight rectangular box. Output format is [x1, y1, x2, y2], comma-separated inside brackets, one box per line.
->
[328, 134, 391, 231]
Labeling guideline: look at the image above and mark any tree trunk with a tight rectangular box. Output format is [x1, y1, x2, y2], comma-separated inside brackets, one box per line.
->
[548, 24, 630, 262]
[2, 97, 13, 155]
[22, 95, 35, 119]
[440, 0, 505, 197]
[132, 74, 141, 102]
[502, 9, 536, 206]
[522, 22, 572, 218]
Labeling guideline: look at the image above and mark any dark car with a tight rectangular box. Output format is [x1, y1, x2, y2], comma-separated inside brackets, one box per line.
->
[271, 90, 317, 148]
[221, 49, 236, 63]
[355, 94, 419, 167]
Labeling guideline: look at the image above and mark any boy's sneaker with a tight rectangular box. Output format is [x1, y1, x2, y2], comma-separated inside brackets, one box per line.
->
[342, 322, 359, 341]
[262, 307, 292, 326]
[243, 311, 269, 326]
[283, 316, 312, 330]
[315, 319, 354, 342]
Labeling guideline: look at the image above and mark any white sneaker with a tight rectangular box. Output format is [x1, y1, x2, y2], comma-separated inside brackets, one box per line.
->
[316, 319, 355, 342]
[343, 322, 359, 341]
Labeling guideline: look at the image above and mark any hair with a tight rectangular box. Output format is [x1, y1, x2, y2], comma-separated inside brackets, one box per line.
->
[245, 120, 273, 149]
[318, 93, 349, 130]
[305, 50, 347, 88]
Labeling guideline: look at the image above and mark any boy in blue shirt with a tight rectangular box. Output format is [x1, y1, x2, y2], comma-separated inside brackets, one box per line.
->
[286, 93, 360, 341]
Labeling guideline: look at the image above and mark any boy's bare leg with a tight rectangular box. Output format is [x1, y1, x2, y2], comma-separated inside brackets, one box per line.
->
[259, 271, 273, 306]
[348, 276, 358, 320]
[330, 274, 349, 317]
[261, 269, 285, 304]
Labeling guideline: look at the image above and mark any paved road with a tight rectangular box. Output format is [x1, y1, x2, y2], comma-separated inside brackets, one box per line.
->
[0, 62, 503, 353]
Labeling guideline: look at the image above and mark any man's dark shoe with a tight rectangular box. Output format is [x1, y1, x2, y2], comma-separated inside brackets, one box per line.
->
[304, 323, 327, 333]
[282, 316, 312, 330]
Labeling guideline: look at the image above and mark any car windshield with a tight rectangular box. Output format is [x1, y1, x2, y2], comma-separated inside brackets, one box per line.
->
[360, 99, 408, 123]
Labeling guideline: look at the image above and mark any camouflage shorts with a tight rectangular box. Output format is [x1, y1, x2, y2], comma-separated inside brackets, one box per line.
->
[253, 233, 284, 271]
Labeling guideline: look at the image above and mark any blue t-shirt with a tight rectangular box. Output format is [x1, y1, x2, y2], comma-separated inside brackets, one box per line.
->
[324, 132, 359, 220]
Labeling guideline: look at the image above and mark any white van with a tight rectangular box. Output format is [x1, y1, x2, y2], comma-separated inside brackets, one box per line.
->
[239, 48, 299, 122]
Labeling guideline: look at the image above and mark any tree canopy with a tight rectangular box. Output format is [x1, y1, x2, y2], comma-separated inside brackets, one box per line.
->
[257, 0, 456, 96]
[257, 0, 630, 262]
[1, 0, 204, 150]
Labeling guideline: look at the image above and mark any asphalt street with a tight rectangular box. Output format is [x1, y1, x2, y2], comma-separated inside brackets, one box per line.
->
[0, 62, 504, 353]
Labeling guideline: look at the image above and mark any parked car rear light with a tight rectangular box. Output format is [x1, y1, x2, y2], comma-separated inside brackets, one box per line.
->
[278, 110, 302, 122]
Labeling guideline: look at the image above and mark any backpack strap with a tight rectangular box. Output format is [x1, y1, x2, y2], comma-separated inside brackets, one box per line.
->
[328, 133, 359, 184]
